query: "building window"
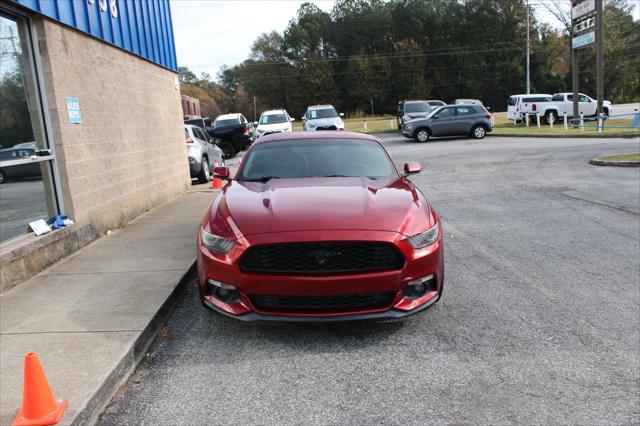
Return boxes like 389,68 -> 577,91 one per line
0,12 -> 59,243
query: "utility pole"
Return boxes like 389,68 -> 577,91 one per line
253,96 -> 257,123
526,0 -> 530,94
596,0 -> 604,117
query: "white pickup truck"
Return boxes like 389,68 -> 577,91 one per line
520,92 -> 612,124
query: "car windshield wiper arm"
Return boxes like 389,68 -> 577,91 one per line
242,176 -> 280,182
321,174 -> 350,177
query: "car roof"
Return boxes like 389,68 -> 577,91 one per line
306,104 -> 336,111
253,131 -> 378,145
215,113 -> 241,120
262,109 -> 287,115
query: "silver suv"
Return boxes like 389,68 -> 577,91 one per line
402,105 -> 493,142
302,105 -> 344,131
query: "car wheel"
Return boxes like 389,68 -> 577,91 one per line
219,141 -> 236,159
545,111 -> 558,125
197,157 -> 210,184
472,125 -> 486,139
603,108 -> 610,117
0,170 -> 5,184
414,129 -> 430,143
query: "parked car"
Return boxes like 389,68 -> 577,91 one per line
255,109 -> 294,138
507,94 -> 552,122
402,104 -> 493,142
199,131 -> 444,321
0,147 -> 43,184
206,113 -> 254,159
454,99 -> 483,106
302,105 -> 344,131
185,124 -> 225,184
396,100 -> 432,130
519,92 -> 613,124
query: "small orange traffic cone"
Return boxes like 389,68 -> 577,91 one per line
13,353 -> 67,426
211,159 -> 224,189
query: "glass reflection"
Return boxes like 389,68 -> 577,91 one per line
0,14 -> 54,242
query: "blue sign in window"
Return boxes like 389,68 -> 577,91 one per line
65,97 -> 82,124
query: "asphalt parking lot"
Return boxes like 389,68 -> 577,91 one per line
100,135 -> 640,425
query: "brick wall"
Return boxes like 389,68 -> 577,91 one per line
36,17 -> 190,230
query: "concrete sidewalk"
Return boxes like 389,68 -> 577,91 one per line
0,186 -> 217,425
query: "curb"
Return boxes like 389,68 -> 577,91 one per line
489,133 -> 640,139
589,159 -> 640,167
72,262 -> 196,425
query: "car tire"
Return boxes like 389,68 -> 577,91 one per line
197,157 -> 210,184
0,170 -> 6,184
471,125 -> 487,139
545,111 -> 558,125
218,141 -> 236,159
414,128 -> 430,143
603,107 -> 610,117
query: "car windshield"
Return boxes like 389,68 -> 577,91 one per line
308,108 -> 338,119
404,102 -> 429,113
213,118 -> 240,128
238,139 -> 398,181
260,113 -> 287,125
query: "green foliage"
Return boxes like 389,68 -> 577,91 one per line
182,0 -> 639,120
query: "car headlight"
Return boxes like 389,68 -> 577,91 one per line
201,227 -> 235,254
407,223 -> 439,249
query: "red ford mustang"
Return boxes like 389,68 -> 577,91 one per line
196,131 -> 444,321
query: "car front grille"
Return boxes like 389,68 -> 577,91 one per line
315,125 -> 337,130
238,242 -> 404,275
249,292 -> 396,312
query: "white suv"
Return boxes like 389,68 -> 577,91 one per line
255,109 -> 294,138
302,105 -> 344,131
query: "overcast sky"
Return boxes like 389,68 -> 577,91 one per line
169,0 -> 639,80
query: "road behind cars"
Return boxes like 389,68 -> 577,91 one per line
100,135 -> 639,425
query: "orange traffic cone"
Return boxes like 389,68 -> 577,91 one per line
211,160 -> 224,189
13,353 -> 67,426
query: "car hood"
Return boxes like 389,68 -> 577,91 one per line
257,122 -> 291,132
307,117 -> 341,127
212,177 -> 434,238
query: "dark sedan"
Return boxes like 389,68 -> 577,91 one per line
0,148 -> 43,184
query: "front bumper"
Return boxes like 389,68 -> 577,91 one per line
197,229 -> 444,321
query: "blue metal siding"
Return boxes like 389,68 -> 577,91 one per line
11,0 -> 178,71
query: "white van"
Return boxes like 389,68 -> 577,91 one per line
507,94 -> 552,121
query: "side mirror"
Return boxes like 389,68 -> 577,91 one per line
403,162 -> 421,175
253,121 -> 258,126
339,113 -> 345,117
485,106 -> 491,111
290,117 -> 295,122
302,117 -> 307,121
213,166 -> 231,181
432,115 -> 439,120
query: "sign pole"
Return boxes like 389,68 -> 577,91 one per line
572,48 -> 579,124
596,0 -> 604,119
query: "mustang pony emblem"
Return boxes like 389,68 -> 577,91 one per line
308,249 -> 342,265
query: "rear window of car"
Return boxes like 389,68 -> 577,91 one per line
403,102 -> 430,113
213,118 -> 240,128
455,106 -> 476,115
552,94 -> 564,101
523,96 -> 551,102
508,96 -> 519,106
238,139 -> 397,180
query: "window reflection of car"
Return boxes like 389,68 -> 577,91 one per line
0,148 -> 43,184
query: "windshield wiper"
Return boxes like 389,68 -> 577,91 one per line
242,176 -> 280,182
321,174 -> 350,177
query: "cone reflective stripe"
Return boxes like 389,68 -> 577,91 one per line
211,159 -> 224,189
13,353 -> 66,426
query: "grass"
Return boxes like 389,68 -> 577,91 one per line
492,112 -> 640,136
292,115 -> 398,133
596,152 -> 640,162
290,112 -> 640,136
